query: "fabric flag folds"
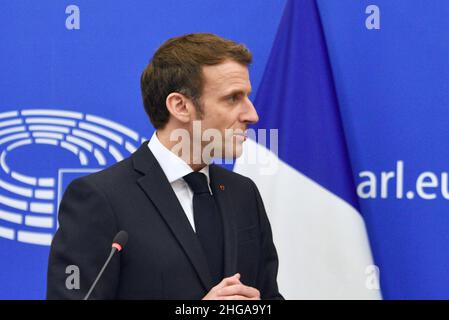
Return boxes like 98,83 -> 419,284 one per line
234,0 -> 382,299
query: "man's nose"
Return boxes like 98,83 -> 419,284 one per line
241,98 -> 259,124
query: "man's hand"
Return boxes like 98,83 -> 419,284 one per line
202,273 -> 261,300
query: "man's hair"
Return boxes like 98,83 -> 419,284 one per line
140,33 -> 252,129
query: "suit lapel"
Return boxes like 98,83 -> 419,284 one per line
132,143 -> 213,291
209,165 -> 238,277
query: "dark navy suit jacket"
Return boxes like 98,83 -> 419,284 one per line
47,142 -> 283,299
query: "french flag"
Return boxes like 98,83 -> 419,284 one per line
234,0 -> 382,299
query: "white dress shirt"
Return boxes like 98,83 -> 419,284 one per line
148,132 -> 212,233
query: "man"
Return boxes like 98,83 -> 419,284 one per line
47,33 -> 282,300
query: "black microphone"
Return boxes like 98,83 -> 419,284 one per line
83,230 -> 128,300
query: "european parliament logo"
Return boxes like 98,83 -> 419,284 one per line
0,109 -> 146,246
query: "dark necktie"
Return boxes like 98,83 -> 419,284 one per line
183,171 -> 224,285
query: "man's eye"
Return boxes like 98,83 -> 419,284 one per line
229,94 -> 240,102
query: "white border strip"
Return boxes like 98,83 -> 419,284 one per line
0,226 -> 14,240
0,209 -> 23,224
28,125 -> 70,134
0,111 -> 18,120
25,117 -> 76,127
78,122 -> 123,145
0,126 -> 26,137
25,215 -> 53,228
17,230 -> 52,246
21,109 -> 83,119
86,114 -> 139,141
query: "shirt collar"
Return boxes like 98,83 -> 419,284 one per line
147,132 -> 210,185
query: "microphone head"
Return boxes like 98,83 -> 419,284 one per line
112,230 -> 128,252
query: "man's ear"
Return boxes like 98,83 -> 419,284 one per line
165,92 -> 194,124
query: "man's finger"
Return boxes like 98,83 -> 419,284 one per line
219,295 -> 258,300
213,274 -> 241,290
217,284 -> 260,298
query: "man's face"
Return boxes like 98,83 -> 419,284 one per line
192,60 -> 259,161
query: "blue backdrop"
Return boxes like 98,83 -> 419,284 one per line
1,0 -> 448,299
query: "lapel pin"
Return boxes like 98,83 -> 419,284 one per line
219,184 -> 225,191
